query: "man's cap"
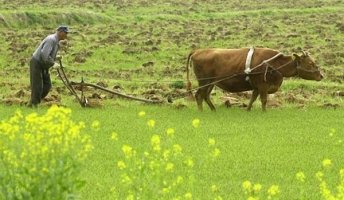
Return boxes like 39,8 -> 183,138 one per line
57,25 -> 70,33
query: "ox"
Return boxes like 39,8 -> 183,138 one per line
186,47 -> 323,111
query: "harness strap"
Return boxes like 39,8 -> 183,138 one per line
245,47 -> 255,74
264,65 -> 269,82
245,47 -> 255,81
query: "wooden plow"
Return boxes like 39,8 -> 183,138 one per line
56,60 -> 164,107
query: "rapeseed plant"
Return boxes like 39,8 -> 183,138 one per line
166,128 -> 175,137
138,111 -> 146,117
295,171 -> 307,199
312,130 -> 344,199
91,120 -> 100,130
253,184 -> 262,193
0,105 -> 93,200
192,118 -> 200,128
267,185 -> 280,199
242,180 -> 253,194
208,138 -> 216,146
315,159 -> 344,200
113,127 -> 195,199
112,113 -> 222,199
242,180 -> 280,200
322,159 -> 332,168
296,172 -> 306,183
111,131 -> 119,141
147,119 -> 156,128
328,129 -> 343,146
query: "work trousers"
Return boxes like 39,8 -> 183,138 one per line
29,58 -> 52,106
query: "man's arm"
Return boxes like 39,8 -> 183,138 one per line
40,39 -> 55,67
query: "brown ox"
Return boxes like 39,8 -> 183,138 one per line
186,48 -> 323,111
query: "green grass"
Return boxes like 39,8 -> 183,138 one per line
78,105 -> 344,200
1,104 -> 343,199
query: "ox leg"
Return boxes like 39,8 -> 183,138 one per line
247,89 -> 259,111
205,85 -> 216,111
259,90 -> 268,111
195,89 -> 204,111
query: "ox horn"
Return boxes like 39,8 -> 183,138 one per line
301,50 -> 309,56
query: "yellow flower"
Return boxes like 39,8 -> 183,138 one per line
126,194 -> 134,200
147,119 -> 155,128
296,172 -> 306,182
212,148 -> 221,157
208,138 -> 216,146
176,176 -> 183,184
122,145 -> 134,158
9,110 -> 23,123
267,185 -> 280,197
163,150 -> 170,160
173,144 -> 182,154
151,135 -> 160,144
166,128 -> 175,137
165,162 -> 174,172
211,184 -> 219,192
253,183 -> 262,193
25,113 -> 38,123
20,152 -> 27,159
151,135 -> 160,147
192,118 -> 200,128
110,186 -> 117,194
42,167 -> 49,173
316,171 -> 324,181
117,161 -> 126,170
322,159 -> 332,168
242,181 -> 252,192
214,196 -> 223,200
84,143 -> 94,153
329,128 -> 336,137
0,105 -> 93,199
29,167 -> 37,173
149,161 -> 158,170
138,111 -> 146,117
185,158 -> 194,168
91,120 -> 100,130
40,145 -> 48,153
162,187 -> 170,193
184,192 -> 192,199
111,132 -> 118,141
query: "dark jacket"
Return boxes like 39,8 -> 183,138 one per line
32,33 -> 59,68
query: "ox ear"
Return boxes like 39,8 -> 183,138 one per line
293,53 -> 301,61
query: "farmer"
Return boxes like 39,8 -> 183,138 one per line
28,25 -> 69,107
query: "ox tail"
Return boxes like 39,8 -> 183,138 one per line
186,51 -> 194,97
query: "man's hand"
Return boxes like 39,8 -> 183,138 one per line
52,62 -> 60,69
56,55 -> 62,61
